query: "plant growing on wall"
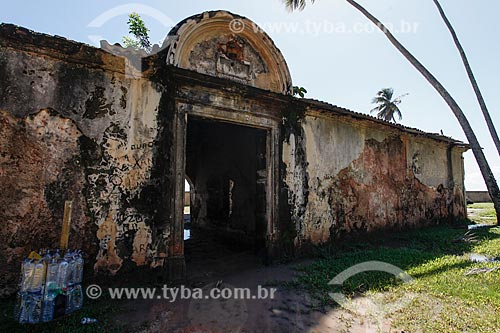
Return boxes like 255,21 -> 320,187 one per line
292,86 -> 308,98
370,88 -> 407,123
283,0 -> 500,223
122,12 -> 152,52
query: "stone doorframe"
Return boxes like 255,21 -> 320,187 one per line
167,99 -> 281,280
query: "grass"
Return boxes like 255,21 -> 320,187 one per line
289,205 -> 500,332
2,205 -> 497,332
468,202 -> 497,225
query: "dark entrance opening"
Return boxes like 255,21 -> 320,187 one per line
184,116 -> 268,273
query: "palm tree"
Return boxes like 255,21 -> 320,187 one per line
370,88 -> 407,123
283,0 -> 500,222
284,0 -> 315,10
433,0 -> 500,157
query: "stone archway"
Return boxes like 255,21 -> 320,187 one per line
163,11 -> 292,279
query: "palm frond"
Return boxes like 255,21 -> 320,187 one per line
370,88 -> 407,123
284,0 -> 314,11
377,88 -> 394,100
393,93 -> 409,105
372,96 -> 390,104
370,104 -> 383,114
394,108 -> 402,120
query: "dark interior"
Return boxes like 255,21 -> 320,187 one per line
184,116 -> 268,266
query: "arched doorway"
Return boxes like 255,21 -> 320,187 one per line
165,10 -> 290,279
182,115 -> 272,275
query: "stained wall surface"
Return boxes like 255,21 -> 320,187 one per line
0,24 -> 169,295
0,14 -> 468,296
282,110 -> 467,247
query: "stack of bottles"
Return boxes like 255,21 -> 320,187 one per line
15,249 -> 84,324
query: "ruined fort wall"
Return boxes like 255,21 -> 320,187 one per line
0,22 -> 469,295
0,25 -> 171,295
282,110 -> 467,247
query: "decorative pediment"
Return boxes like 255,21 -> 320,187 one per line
163,11 -> 292,94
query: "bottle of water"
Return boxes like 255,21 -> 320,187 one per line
81,317 -> 98,324
18,293 -> 42,324
42,291 -> 56,322
21,258 -> 46,324
60,251 -> 75,315
42,253 -> 59,322
57,254 -> 69,290
17,258 -> 35,323
17,293 -> 31,324
14,291 -> 25,323
72,284 -> 84,311
67,251 -> 77,287
74,251 -> 84,284
65,285 -> 74,314
16,249 -> 85,323
31,259 -> 46,294
69,251 -> 84,313
28,293 -> 43,323
53,249 -> 60,261
20,259 -> 34,293
45,254 -> 59,291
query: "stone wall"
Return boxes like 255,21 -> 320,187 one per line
467,191 -> 492,203
0,20 -> 469,296
282,108 -> 467,247
0,24 -> 172,295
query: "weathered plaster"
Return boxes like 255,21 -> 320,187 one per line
407,138 -> 449,188
0,109 -> 90,296
283,111 -> 467,246
0,24 -> 167,284
0,14 -> 469,295
163,11 -> 292,94
82,79 -> 162,272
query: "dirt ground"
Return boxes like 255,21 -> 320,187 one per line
113,249 -> 399,333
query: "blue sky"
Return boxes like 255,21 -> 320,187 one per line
1,0 -> 499,190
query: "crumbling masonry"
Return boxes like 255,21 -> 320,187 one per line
0,11 -> 468,295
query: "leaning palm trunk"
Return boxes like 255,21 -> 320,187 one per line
432,0 -> 500,158
345,0 -> 500,223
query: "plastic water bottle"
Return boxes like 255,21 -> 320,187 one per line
74,251 -> 84,284
67,251 -> 77,287
14,292 -> 25,322
42,291 -> 56,322
18,293 -> 42,324
66,285 -> 84,314
31,259 -> 46,294
65,285 -> 73,314
81,317 -> 98,324
52,249 -> 61,261
17,258 -> 36,323
20,259 -> 34,293
17,293 -> 31,324
57,254 -> 69,290
28,293 -> 42,323
45,256 -> 59,291
42,254 -> 59,322
72,284 -> 84,311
